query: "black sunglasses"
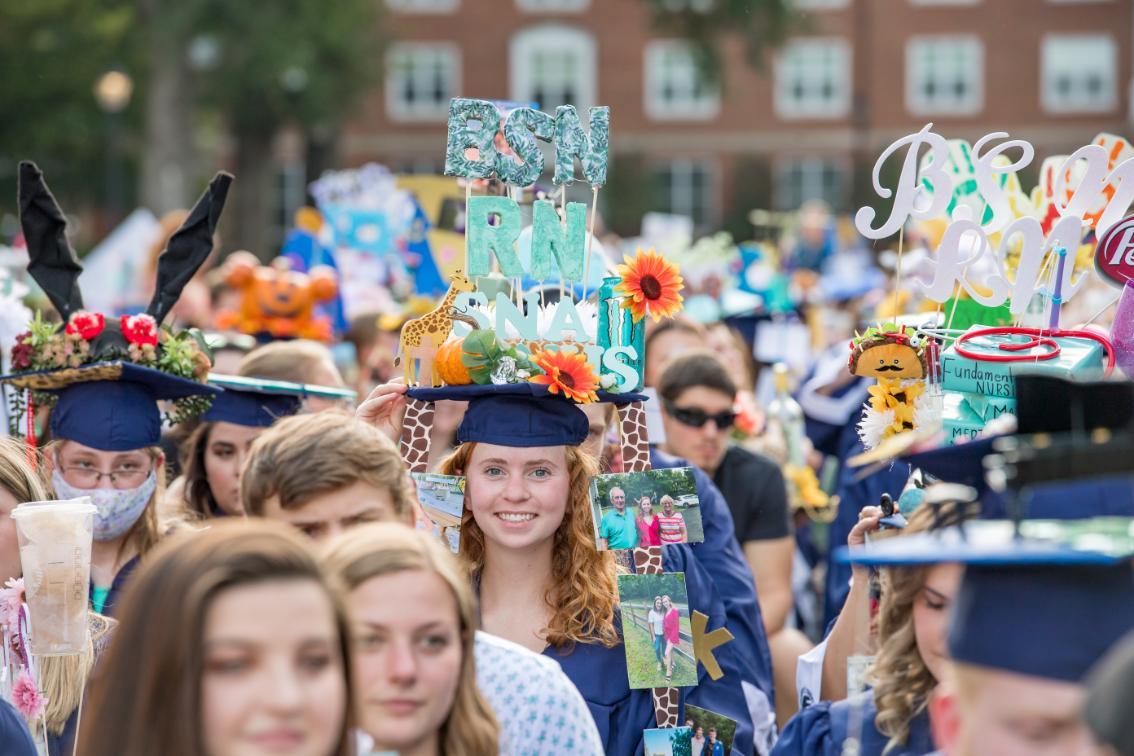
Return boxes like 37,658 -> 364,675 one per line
664,400 -> 737,430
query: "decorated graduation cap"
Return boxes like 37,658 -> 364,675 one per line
202,373 -> 356,427
840,516 -> 1134,683
397,98 -> 683,469
2,161 -> 232,451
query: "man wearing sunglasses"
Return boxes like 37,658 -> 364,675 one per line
658,351 -> 802,726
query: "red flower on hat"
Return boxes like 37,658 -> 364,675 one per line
64,311 -> 105,341
120,314 -> 159,347
10,333 -> 33,371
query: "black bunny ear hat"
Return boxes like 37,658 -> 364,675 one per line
2,162 -> 233,449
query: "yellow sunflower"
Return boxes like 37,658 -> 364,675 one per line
614,248 -> 685,323
529,348 -> 600,404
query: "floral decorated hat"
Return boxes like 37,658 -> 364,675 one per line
396,247 -> 682,467
2,162 -> 231,451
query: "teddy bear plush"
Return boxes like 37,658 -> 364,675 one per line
215,251 -> 338,341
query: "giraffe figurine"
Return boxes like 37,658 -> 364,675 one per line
395,270 -> 477,386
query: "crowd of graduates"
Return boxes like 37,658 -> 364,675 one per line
0,157 -> 1132,756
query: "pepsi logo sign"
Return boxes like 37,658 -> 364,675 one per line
1095,215 -> 1134,286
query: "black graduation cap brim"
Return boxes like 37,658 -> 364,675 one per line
0,361 -> 220,398
836,517 -> 1134,567
406,383 -> 647,405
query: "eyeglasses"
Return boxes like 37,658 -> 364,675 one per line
664,401 -> 737,430
60,466 -> 150,489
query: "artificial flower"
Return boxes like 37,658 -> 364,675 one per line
529,348 -> 599,404
614,248 -> 684,323
12,669 -> 45,720
10,333 -> 33,370
120,314 -> 159,347
0,576 -> 24,629
64,311 -> 105,340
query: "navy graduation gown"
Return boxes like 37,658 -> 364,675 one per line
89,555 -> 141,619
650,449 -> 776,702
543,543 -> 755,756
772,693 -> 935,756
1,698 -> 38,755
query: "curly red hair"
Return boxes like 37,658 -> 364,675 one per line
441,442 -> 620,649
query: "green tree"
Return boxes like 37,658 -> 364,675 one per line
670,727 -> 693,756
0,0 -> 139,232
147,0 -> 384,254
641,0 -> 801,82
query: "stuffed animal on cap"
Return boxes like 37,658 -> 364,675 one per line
849,323 -> 932,449
215,252 -> 338,341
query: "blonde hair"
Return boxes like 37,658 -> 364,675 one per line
321,523 -> 499,756
238,340 -> 337,385
871,499 -> 976,752
241,411 -> 413,518
0,437 -> 49,503
441,442 -> 620,649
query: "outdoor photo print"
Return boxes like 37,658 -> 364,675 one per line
411,472 -> 465,554
617,572 -> 698,689
684,704 -> 736,755
590,467 -> 703,551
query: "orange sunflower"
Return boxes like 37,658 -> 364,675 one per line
529,348 -> 600,404
614,247 -> 685,323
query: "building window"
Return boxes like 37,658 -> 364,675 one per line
644,41 -> 720,120
385,44 -> 460,122
658,0 -> 714,10
517,0 -> 589,10
386,0 -> 458,12
1042,35 -> 1116,113
509,25 -> 596,112
653,159 -> 716,229
791,0 -> 849,8
905,36 -> 983,115
774,38 -> 851,119
776,158 -> 845,211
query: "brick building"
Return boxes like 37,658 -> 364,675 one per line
336,0 -> 1133,237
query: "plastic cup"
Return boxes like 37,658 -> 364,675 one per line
11,498 -> 96,656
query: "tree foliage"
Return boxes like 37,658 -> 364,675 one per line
0,0 -> 140,224
617,572 -> 689,604
641,0 -> 802,84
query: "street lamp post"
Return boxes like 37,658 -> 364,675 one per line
94,70 -> 134,220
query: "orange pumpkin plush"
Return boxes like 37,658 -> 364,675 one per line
215,251 -> 338,341
435,338 -> 473,385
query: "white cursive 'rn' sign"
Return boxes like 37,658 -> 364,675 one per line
855,124 -> 1134,315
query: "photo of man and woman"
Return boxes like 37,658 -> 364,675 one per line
617,573 -> 698,689
685,704 -> 736,756
590,467 -> 703,551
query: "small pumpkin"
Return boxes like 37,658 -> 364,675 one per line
436,338 -> 473,385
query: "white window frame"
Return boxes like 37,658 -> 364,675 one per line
774,38 -> 852,119
792,0 -> 849,8
775,157 -> 848,211
509,24 -> 597,113
1041,34 -> 1117,114
385,43 -> 461,123
654,158 -> 718,230
905,35 -> 984,116
386,0 -> 458,13
516,0 -> 590,10
643,40 -> 720,121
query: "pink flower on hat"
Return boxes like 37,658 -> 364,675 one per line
12,669 -> 45,720
64,311 -> 105,341
121,314 -> 159,347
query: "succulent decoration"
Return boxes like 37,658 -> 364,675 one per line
10,310 -> 214,424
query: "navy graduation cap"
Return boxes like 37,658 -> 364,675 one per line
202,373 -> 356,427
407,383 -> 646,448
2,162 -> 232,451
840,517 -> 1134,683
